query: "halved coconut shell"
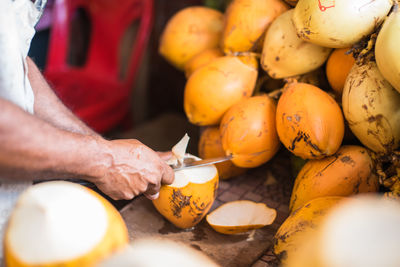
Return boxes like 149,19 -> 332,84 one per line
206,200 -> 276,234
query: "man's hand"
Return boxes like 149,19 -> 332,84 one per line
90,139 -> 174,201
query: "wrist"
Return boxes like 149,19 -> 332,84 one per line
71,135 -> 113,183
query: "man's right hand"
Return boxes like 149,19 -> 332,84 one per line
88,139 -> 174,201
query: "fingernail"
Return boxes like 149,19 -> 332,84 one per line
152,192 -> 160,200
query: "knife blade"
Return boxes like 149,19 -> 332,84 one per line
170,155 -> 233,171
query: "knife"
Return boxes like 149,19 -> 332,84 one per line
170,155 -> 233,171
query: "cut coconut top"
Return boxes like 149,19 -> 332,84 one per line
169,154 -> 218,188
207,200 -> 276,227
171,133 -> 190,165
99,238 -> 220,267
6,181 -> 108,264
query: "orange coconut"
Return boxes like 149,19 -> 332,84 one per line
184,55 -> 258,126
222,0 -> 289,54
289,145 -> 378,213
220,95 -> 280,168
159,6 -> 224,70
199,127 -> 247,180
4,181 -> 128,267
276,82 -> 344,159
326,48 -> 355,96
184,48 -> 224,78
153,155 -> 219,229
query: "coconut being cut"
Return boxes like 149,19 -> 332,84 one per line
3,181 -> 128,267
153,134 -> 219,229
206,200 -> 276,235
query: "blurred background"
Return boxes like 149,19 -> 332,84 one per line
28,0 -> 231,155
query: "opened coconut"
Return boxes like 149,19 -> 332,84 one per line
220,95 -> 280,168
317,196 -> 400,267
342,61 -> 400,154
261,9 -> 332,79
290,145 -> 378,213
199,127 -> 247,180
292,0 -> 393,48
153,155 -> 218,229
99,238 -> 219,267
222,0 -> 289,54
184,55 -> 258,126
159,6 -> 224,70
154,134 -> 218,229
206,200 -> 276,234
4,181 -> 128,267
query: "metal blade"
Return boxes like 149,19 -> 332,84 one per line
171,155 -> 233,171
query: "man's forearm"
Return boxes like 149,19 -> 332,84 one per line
27,57 -> 98,136
0,97 -> 110,182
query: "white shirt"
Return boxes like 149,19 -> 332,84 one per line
0,0 -> 45,262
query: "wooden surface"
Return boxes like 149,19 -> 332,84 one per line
121,152 -> 293,267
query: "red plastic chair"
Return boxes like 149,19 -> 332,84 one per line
45,0 -> 153,133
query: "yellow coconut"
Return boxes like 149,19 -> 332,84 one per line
206,200 -> 276,235
326,48 -> 355,96
153,154 -> 218,229
184,55 -> 258,126
375,5 -> 400,94
276,82 -> 344,159
274,196 -> 346,264
99,238 -> 220,267
220,95 -> 280,168
198,127 -> 247,180
4,181 -> 128,267
184,48 -> 224,78
342,61 -> 400,154
289,145 -> 378,213
159,6 -> 224,70
292,0 -> 393,48
261,9 -> 332,79
222,0 -> 289,54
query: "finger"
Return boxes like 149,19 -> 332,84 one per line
144,182 -> 161,197
161,163 -> 175,185
157,151 -> 173,161
144,192 -> 159,200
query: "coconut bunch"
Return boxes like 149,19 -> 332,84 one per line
159,0 -> 400,249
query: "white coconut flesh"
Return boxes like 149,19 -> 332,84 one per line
320,196 -> 400,267
171,133 -> 190,165
6,181 -> 108,264
207,200 -> 276,226
99,238 -> 220,267
169,154 -> 218,188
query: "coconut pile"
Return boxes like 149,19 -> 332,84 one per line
158,0 -> 400,265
